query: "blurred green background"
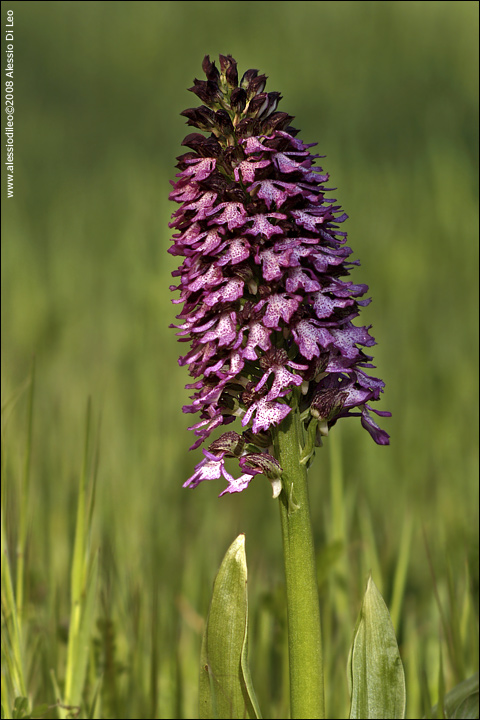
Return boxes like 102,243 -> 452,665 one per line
1,2 -> 478,718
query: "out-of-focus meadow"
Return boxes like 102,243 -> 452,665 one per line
1,2 -> 478,718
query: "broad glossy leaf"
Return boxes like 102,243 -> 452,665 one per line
431,672 -> 479,719
348,575 -> 406,719
199,534 -> 261,719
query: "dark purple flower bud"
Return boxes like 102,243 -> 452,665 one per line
235,117 -> 261,139
218,54 -> 238,88
214,110 -> 235,137
248,93 -> 270,119
180,106 -> 216,132
247,74 -> 267,98
188,78 -> 222,106
240,68 -> 258,90
202,55 -> 220,83
261,92 -> 282,119
230,87 -> 247,114
262,112 -> 295,135
218,54 -> 231,73
181,133 -> 222,157
169,55 -> 390,495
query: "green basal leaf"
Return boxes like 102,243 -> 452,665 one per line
348,575 -> 406,719
199,534 -> 262,720
430,672 -> 479,720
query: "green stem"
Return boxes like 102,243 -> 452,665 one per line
274,406 -> 325,719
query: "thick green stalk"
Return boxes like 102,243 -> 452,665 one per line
274,406 -> 325,719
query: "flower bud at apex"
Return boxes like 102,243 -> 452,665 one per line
188,78 -> 222,106
225,64 -> 238,89
202,55 -> 220,83
169,55 -> 391,496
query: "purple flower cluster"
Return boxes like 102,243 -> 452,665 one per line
169,55 -> 390,496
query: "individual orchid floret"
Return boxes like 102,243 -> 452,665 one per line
169,54 -> 390,495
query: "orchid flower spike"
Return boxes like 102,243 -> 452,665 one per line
169,54 -> 390,496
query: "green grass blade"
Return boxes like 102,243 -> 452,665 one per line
49,669 -> 65,720
15,358 -> 35,636
68,550 -> 99,708
358,501 -> 384,597
1,378 -> 31,711
199,534 -> 261,720
70,398 -> 92,610
389,514 -> 413,633
436,639 -> 446,719
1,511 -> 27,703
63,399 -> 98,712
348,575 -> 406,719
85,674 -> 103,720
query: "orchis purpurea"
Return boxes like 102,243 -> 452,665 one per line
169,54 -> 390,497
